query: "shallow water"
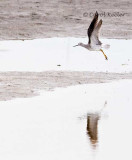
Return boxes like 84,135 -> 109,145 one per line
0,80 -> 132,160
0,38 -> 132,72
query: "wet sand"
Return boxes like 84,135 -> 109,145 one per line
0,0 -> 132,40
0,71 -> 132,101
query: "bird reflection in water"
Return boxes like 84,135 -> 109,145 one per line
87,113 -> 99,147
86,101 -> 107,148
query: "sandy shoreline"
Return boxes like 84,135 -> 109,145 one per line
0,0 -> 132,40
0,71 -> 132,101
0,38 -> 131,101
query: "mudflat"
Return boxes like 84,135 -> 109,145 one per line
0,0 -> 132,40
0,71 -> 132,101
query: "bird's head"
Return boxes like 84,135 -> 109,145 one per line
73,43 -> 83,47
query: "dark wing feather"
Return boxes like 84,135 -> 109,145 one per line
87,11 -> 98,44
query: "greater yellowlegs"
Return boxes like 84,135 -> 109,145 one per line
73,11 -> 109,60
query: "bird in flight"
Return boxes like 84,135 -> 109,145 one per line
73,11 -> 109,60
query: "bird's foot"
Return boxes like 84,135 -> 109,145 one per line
105,55 -> 108,60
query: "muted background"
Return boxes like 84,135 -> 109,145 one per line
0,0 -> 132,40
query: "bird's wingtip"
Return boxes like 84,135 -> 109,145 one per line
95,11 -> 98,15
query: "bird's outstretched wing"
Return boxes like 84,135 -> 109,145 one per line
87,11 -> 102,45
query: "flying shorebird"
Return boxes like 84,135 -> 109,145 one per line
73,11 -> 109,60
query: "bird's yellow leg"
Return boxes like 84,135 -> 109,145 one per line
100,49 -> 108,60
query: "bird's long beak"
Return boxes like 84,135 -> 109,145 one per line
73,44 -> 79,47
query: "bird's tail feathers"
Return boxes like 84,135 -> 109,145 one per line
102,44 -> 110,49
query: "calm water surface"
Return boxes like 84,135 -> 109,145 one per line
0,80 -> 132,160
